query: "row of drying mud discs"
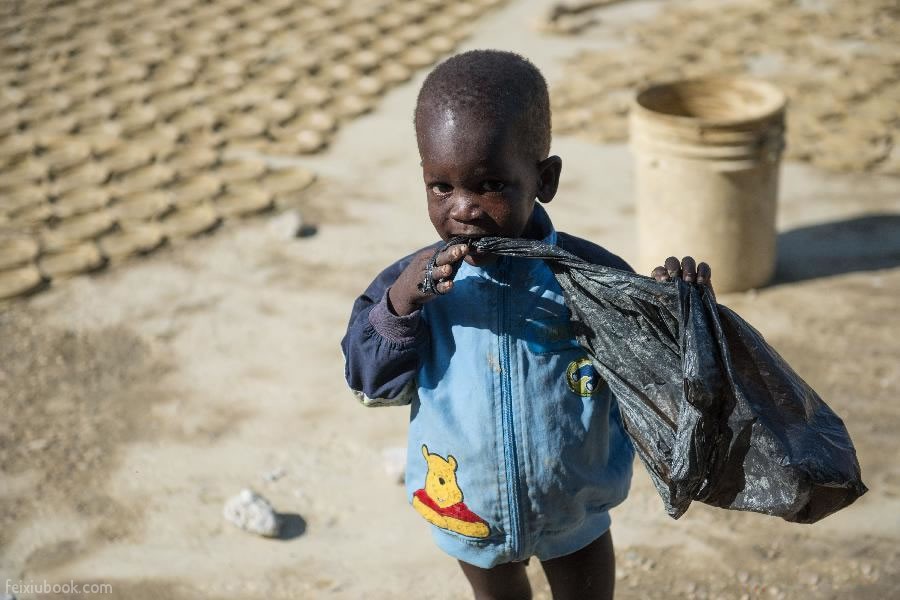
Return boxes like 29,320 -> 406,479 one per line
1,163 -> 316,299
546,0 -> 898,175
0,0 -> 509,300
1,0 -> 506,166
0,41 -> 464,159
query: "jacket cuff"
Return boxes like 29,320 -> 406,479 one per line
368,290 -> 424,344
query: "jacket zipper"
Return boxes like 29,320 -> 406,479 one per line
498,259 -> 522,558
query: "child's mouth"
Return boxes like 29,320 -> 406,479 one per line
446,233 -> 483,242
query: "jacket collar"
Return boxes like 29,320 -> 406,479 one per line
528,203 -> 558,247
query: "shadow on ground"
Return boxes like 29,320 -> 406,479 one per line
277,513 -> 307,541
773,214 -> 900,284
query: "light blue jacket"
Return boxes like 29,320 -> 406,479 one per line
342,206 -> 634,568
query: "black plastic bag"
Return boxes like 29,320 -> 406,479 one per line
472,237 -> 867,523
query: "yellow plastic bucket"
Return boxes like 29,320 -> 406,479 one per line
630,77 -> 787,292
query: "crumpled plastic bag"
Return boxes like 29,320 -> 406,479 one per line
472,236 -> 867,523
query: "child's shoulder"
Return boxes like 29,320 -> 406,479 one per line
555,232 -> 633,273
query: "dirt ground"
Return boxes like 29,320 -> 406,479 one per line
2,1 -> 899,599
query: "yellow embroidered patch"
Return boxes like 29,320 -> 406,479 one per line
412,445 -> 490,539
566,357 -> 601,396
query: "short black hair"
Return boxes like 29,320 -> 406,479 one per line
414,50 -> 551,162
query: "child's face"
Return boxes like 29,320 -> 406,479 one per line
416,108 -> 559,264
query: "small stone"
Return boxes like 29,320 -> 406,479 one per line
27,438 -> 50,451
381,446 -> 406,484
263,467 -> 286,483
737,571 -> 750,583
804,573 -> 820,586
223,489 -> 281,537
861,564 -> 873,576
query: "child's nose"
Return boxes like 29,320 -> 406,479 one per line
448,192 -> 484,223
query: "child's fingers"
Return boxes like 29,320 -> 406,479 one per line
654,256 -> 710,286
432,244 -> 468,292
664,256 -> 681,279
434,243 -> 469,267
681,256 -> 697,283
432,263 -> 455,281
651,266 -> 670,281
697,262 -> 712,285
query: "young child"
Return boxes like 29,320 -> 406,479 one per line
341,50 -> 709,600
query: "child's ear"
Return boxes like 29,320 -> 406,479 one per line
536,156 -> 562,204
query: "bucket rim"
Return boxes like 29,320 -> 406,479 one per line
633,76 -> 787,129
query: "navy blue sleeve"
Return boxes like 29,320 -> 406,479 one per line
340,253 -> 429,407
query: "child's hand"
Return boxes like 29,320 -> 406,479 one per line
651,256 -> 713,288
387,243 -> 470,316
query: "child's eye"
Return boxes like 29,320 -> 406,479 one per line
481,180 -> 505,193
431,183 -> 453,194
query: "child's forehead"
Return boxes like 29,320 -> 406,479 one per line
418,108 -> 518,150
419,131 -> 519,172
417,103 -> 515,135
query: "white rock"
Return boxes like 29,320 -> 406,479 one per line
381,446 -> 406,484
267,210 -> 303,240
223,488 -> 281,537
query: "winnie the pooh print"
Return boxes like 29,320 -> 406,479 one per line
412,445 -> 490,538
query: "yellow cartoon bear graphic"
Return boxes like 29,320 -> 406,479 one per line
412,445 -> 490,538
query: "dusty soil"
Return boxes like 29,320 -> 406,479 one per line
2,1 -> 899,599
